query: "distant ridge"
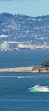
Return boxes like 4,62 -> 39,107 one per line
0,12 -> 49,44
0,12 -> 14,17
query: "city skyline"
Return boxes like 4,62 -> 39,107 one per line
0,0 -> 49,17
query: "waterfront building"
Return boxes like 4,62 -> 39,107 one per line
9,41 -> 18,49
1,41 -> 9,50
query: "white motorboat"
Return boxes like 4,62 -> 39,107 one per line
28,85 -> 49,92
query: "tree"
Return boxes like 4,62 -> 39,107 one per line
40,60 -> 49,67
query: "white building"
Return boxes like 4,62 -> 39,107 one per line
1,41 -> 9,50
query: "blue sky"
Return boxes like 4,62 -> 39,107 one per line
0,0 -> 49,17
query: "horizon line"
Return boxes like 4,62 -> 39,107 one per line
0,12 -> 49,18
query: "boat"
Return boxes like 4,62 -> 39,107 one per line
28,84 -> 49,92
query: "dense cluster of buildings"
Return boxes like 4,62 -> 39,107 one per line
0,41 -> 18,51
0,41 -> 49,51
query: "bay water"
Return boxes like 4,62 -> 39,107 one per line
0,49 -> 49,111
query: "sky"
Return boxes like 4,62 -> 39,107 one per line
0,0 -> 49,17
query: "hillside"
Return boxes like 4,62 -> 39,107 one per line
0,13 -> 49,45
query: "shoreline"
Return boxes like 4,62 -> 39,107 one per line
0,66 -> 33,73
0,66 -> 49,73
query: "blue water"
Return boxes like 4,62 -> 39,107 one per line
0,49 -> 49,111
